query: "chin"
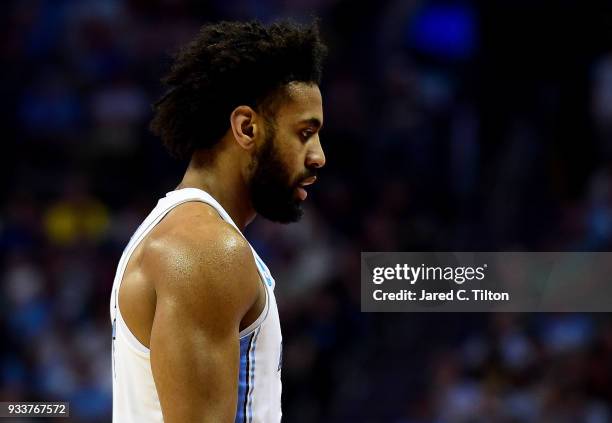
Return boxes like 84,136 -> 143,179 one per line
256,202 -> 304,224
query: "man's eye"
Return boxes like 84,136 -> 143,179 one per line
301,130 -> 313,140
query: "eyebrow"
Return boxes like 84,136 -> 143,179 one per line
298,118 -> 323,128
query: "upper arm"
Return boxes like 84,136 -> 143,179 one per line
146,223 -> 260,423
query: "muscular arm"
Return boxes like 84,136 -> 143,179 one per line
146,220 -> 261,423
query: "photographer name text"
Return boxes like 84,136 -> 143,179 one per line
371,264 -> 509,302
372,288 -> 509,302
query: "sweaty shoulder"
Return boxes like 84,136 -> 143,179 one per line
141,201 -> 260,326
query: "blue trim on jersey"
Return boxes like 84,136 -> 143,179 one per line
254,255 -> 273,287
236,333 -> 254,423
246,329 -> 260,422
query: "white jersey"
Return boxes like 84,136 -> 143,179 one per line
110,188 -> 282,423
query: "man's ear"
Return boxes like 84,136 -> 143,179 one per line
230,105 -> 259,150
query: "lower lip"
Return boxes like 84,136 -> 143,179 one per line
297,187 -> 307,200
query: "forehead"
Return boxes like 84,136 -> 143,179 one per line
275,82 -> 323,126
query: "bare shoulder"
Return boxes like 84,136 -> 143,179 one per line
141,201 -> 259,320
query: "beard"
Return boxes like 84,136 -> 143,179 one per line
248,124 -> 314,223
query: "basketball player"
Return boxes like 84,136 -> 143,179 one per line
109,20 -> 327,422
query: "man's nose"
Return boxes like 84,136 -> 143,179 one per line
306,136 -> 326,169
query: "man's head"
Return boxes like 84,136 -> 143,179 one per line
151,20 -> 327,223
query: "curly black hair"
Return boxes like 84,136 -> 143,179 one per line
150,19 -> 327,160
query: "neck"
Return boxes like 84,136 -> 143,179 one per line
176,151 -> 256,231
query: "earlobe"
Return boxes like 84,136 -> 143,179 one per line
230,106 -> 257,150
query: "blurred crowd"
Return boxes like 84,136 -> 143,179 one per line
2,0 -> 612,422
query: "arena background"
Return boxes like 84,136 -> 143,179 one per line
2,0 -> 612,422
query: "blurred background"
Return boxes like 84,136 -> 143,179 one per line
2,0 -> 612,422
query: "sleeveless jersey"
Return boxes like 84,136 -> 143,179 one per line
110,188 -> 282,423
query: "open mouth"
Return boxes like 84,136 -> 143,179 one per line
296,176 -> 317,201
